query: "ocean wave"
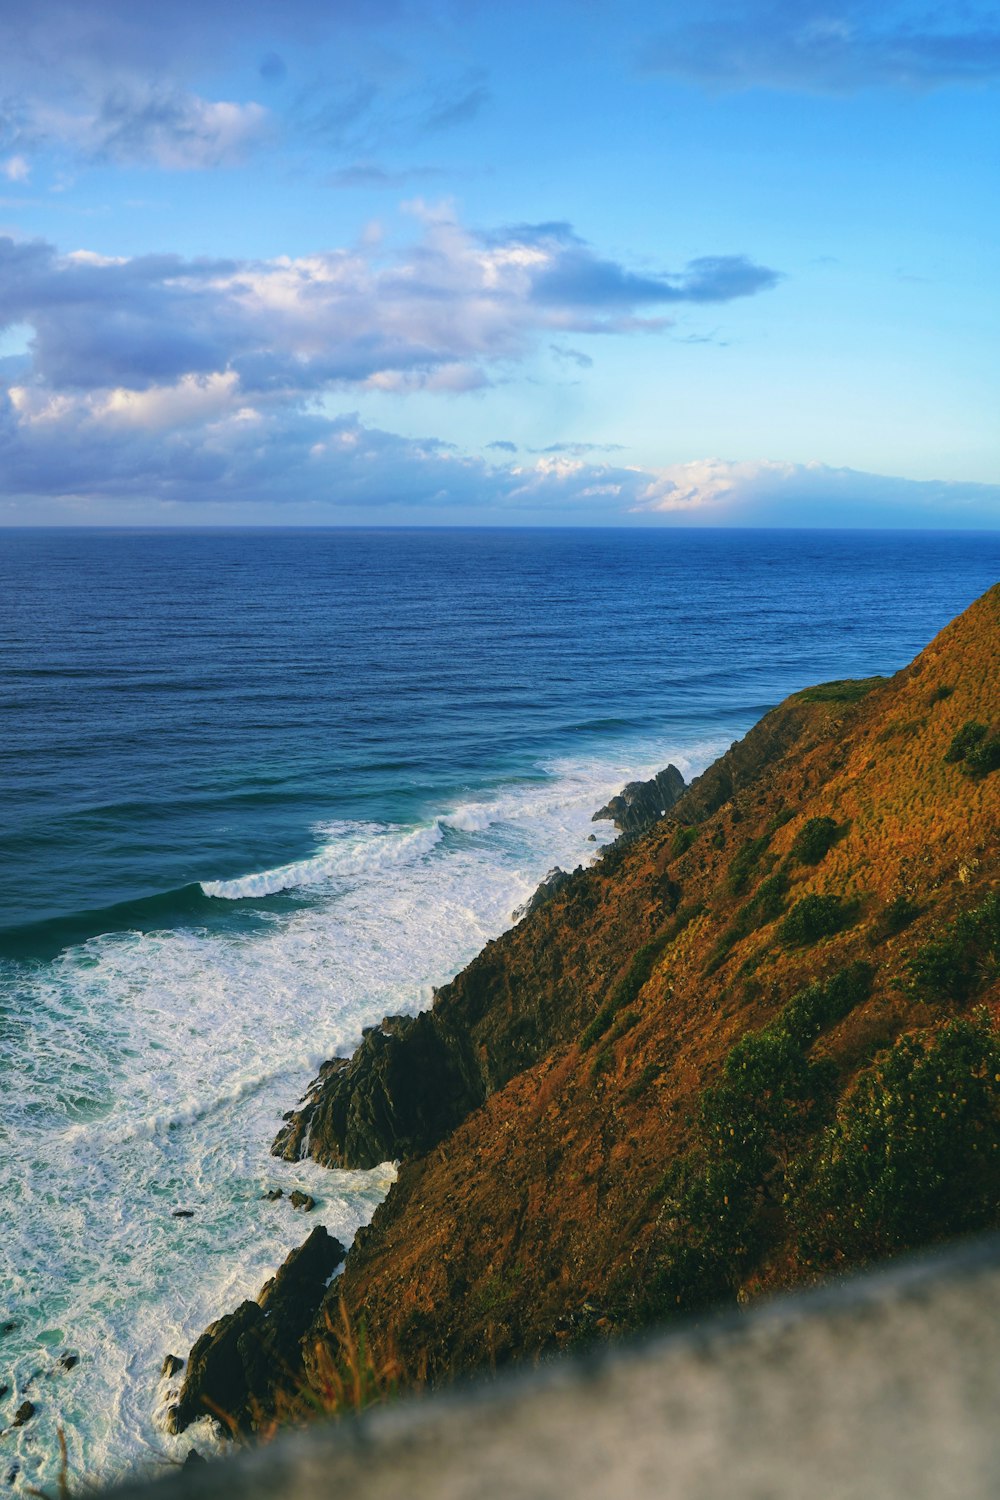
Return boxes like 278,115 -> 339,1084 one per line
201,820 -> 446,900
0,883 -> 214,962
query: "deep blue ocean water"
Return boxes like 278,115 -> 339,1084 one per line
1,526 -> 999,1491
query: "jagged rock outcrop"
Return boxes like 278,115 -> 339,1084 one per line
273,1014 -> 479,1170
512,866 -> 573,922
167,1226 -> 345,1436
592,764 -> 686,837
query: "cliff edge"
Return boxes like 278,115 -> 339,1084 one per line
170,582 -> 1000,1433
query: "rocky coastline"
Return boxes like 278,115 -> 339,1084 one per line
167,585 -> 1000,1442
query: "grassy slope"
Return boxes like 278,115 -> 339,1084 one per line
313,584 -> 1000,1388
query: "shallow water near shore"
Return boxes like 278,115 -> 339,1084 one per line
2,526 -> 999,1493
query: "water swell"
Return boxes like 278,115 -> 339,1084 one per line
0,883 -> 220,962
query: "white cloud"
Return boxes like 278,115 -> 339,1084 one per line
1,156 -> 31,183
631,458 -> 1000,525
0,213 -> 779,399
32,90 -> 272,170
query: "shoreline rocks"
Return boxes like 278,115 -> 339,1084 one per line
592,764 -> 687,838
167,1225 -> 345,1437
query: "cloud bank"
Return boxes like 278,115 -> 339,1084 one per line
631,458 -> 1000,527
0,210 -> 777,398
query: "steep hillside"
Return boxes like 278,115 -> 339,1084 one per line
170,583 -> 1000,1433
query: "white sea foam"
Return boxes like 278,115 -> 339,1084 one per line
0,732 -> 728,1494
200,820 -> 447,899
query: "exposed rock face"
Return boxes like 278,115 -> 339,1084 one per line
167,1226 -> 345,1436
273,1013 -> 479,1170
592,764 -> 687,837
512,867 -> 572,922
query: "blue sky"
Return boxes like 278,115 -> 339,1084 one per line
0,0 -> 997,526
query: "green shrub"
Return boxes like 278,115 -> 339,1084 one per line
590,1045 -> 613,1081
797,677 -> 884,704
965,733 -> 1000,777
740,870 -> 789,930
944,720 -> 988,763
727,836 -> 771,895
581,929 -> 676,1048
706,868 -> 790,972
929,684 -> 955,704
794,1015 -> 1000,1263
670,825 -> 699,860
907,892 -> 1000,1003
643,964 -> 872,1315
883,894 -> 920,935
791,816 -> 839,865
779,893 -> 851,947
766,806 -> 795,836
626,1061 -> 662,1100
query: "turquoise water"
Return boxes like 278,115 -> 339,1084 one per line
1,527 -> 998,1491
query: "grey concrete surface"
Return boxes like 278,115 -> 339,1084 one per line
109,1235 -> 1000,1500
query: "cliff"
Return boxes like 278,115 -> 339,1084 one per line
169,583 -> 1000,1432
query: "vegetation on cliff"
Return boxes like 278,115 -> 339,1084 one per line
170,582 -> 1000,1436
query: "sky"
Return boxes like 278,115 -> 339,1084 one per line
0,0 -> 997,527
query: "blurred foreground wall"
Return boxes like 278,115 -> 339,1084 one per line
109,1235 -> 1000,1500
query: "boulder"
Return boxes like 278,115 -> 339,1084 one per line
592,765 -> 687,839
289,1192 -> 315,1212
161,1354 -> 184,1379
12,1401 -> 34,1428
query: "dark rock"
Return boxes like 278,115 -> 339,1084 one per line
58,1352 -> 79,1371
587,833 -> 597,841
6,1467 -> 18,1486
0,1321 -> 16,1336
262,1188 -> 283,1201
592,765 -> 687,839
0,1384 -> 8,1399
183,1449 -> 206,1468
12,1401 -> 34,1428
172,1210 -> 195,1219
162,1354 -> 184,1379
272,1011 -> 479,1171
166,1301 -> 265,1435
512,868 -> 572,923
289,1191 -> 315,1212
168,1226 -> 345,1437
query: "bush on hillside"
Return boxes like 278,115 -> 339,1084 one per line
794,1014 -> 1000,1263
791,816 -> 840,865
779,893 -> 851,947
908,891 -> 1000,1003
944,720 -> 1000,776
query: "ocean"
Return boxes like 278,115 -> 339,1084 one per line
1,526 -> 999,1492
